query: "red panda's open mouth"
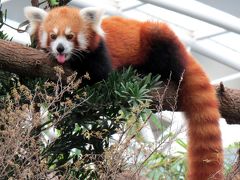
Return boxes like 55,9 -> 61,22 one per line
56,54 -> 67,64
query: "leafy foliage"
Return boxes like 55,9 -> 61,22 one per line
0,71 -> 19,98
0,4 -> 17,99
40,68 -> 161,178
224,142 -> 240,176
0,5 -> 11,40
145,139 -> 187,180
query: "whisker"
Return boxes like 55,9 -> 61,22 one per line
73,48 -> 89,54
72,49 -> 86,60
40,47 -> 54,59
71,51 -> 82,58
72,53 -> 84,61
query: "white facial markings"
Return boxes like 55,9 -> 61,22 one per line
77,33 -> 88,50
65,27 -> 72,35
40,30 -> 48,48
50,36 -> 74,61
53,27 -> 58,34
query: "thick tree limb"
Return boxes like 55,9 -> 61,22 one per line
0,39 -> 72,81
0,39 -> 239,124
216,83 -> 240,124
150,82 -> 240,125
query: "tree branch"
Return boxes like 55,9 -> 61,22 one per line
0,39 -> 239,124
0,39 -> 72,81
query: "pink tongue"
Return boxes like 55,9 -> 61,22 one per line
56,54 -> 66,64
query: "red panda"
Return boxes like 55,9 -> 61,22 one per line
24,6 -> 112,84
24,6 -> 224,180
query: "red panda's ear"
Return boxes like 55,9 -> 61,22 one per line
24,6 -> 47,22
80,7 -> 105,37
24,6 -> 48,35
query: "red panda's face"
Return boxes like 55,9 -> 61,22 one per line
24,6 -> 104,64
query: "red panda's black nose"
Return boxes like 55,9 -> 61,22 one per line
57,44 -> 65,53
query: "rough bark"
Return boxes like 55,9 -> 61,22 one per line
216,83 -> 240,124
0,39 -> 72,82
0,39 -> 239,125
150,81 -> 240,125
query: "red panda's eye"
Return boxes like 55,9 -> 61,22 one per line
50,34 -> 57,40
66,34 -> 74,40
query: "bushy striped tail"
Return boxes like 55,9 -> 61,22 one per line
139,22 -> 224,179
180,56 -> 224,179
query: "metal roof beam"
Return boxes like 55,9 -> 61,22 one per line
181,35 -> 240,71
122,2 -> 145,12
140,0 -> 240,35
69,0 -> 122,16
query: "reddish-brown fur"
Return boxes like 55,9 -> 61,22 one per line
43,8 -> 83,48
39,7 -> 100,50
31,7 -> 223,179
102,17 -> 223,179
